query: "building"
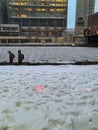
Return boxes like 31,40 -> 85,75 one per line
75,0 -> 95,35
75,16 -> 84,36
83,12 -> 98,46
4,0 -> 68,44
0,0 -> 8,24
62,28 -> 74,44
0,24 -> 22,43
0,1 -> 1,24
88,12 -> 98,32
0,0 -> 3,24
84,11 -> 98,46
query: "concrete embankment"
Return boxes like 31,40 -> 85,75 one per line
0,46 -> 98,65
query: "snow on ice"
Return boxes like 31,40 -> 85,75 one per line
0,65 -> 98,130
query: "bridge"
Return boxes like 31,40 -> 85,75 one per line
84,29 -> 98,46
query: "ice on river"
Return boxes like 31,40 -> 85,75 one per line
0,65 -> 98,130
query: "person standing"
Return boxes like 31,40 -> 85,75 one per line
8,51 -> 15,64
18,50 -> 24,64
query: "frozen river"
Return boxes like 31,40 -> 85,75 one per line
0,65 -> 98,130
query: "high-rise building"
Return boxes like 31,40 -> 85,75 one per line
75,0 -> 95,33
88,12 -> 98,31
0,1 -> 2,24
0,0 -> 3,24
0,0 -> 8,24
6,0 -> 68,43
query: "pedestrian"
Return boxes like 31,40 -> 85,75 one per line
18,50 -> 24,64
8,51 -> 15,64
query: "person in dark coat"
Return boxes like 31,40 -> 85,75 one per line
18,50 -> 24,64
8,51 -> 15,64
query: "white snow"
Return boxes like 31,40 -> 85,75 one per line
0,65 -> 98,130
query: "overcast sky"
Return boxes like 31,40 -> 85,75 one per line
67,0 -> 98,29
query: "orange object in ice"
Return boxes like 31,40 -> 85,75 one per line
36,84 -> 45,91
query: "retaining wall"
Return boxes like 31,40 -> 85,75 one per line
0,46 -> 98,63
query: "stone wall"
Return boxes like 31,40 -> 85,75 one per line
0,46 -> 98,63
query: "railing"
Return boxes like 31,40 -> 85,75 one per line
84,28 -> 98,36
9,2 -> 66,7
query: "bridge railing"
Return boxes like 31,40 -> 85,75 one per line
84,28 -> 98,36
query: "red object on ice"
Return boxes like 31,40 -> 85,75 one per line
36,85 -> 45,91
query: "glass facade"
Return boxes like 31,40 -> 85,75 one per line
0,1 -> 2,24
7,0 -> 68,43
0,0 -> 8,24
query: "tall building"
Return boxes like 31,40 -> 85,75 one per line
0,0 -> 3,24
0,1 -> 2,24
88,12 -> 98,32
6,0 -> 68,43
0,0 -> 8,24
75,0 -> 95,35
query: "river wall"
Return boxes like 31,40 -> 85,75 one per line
0,46 -> 98,63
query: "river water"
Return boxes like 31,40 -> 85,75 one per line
0,65 -> 98,130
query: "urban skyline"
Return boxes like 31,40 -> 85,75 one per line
1,0 -> 98,29
68,0 -> 98,29
0,0 -> 68,44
